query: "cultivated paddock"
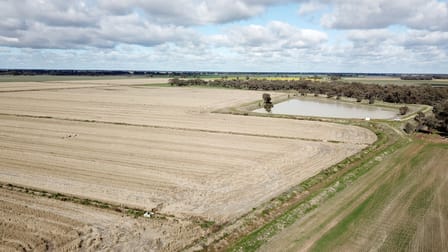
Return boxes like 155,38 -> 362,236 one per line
0,79 -> 376,250
0,78 -> 167,92
0,85 -> 375,144
0,187 -> 203,251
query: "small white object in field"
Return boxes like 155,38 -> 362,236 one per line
365,117 -> 371,121
143,211 -> 154,218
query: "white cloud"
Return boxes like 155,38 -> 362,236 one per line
0,1 -> 97,28
298,1 -> 326,15
98,14 -> 198,47
220,21 -> 327,50
98,0 -> 295,25
347,29 -> 394,45
402,30 -> 448,47
0,0 -> 447,73
320,0 -> 448,31
0,0 -> 300,49
0,1 -> 199,49
198,21 -> 328,71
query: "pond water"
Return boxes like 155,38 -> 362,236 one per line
253,98 -> 398,119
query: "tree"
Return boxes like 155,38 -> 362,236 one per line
169,78 -> 180,86
262,93 -> 271,103
415,111 -> 425,123
404,122 -> 416,134
433,99 -> 448,132
399,106 -> 409,115
262,93 -> 273,113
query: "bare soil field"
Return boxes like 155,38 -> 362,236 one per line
0,188 -> 203,251
0,75 -> 153,83
47,78 -> 169,85
0,114 -> 365,221
0,85 -> 375,144
0,78 -> 167,92
259,136 -> 448,252
0,80 -> 376,250
0,81 -> 108,92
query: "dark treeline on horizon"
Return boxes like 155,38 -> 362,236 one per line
1,69 -> 448,79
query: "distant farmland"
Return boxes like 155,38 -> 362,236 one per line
342,76 -> 448,86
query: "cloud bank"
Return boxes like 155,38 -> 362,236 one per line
0,0 -> 447,73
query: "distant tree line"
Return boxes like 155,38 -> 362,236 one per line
433,75 -> 448,79
400,75 -> 433,80
170,78 -> 448,134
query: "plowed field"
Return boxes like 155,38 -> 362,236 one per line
0,79 -> 376,250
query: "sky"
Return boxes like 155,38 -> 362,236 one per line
0,0 -> 448,73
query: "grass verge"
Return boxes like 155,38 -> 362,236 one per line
226,123 -> 408,252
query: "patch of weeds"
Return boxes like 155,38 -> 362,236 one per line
80,199 -> 91,205
277,195 -> 288,203
261,209 -> 270,216
126,209 -> 144,218
380,224 -> 417,251
200,220 -> 216,229
98,203 -> 110,209
312,193 -> 375,251
407,186 -> 434,217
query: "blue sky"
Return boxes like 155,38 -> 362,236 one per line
0,0 -> 447,73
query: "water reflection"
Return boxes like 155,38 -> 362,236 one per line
254,98 -> 397,119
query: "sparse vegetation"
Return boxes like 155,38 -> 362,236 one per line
200,220 -> 216,229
